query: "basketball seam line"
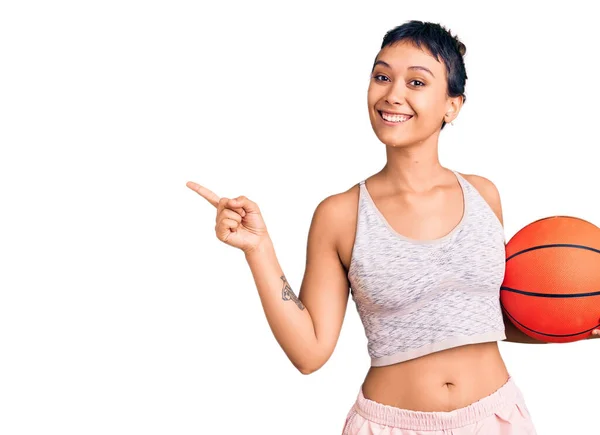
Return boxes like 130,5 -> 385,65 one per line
506,243 -> 600,262
501,286 -> 600,298
501,302 -> 600,337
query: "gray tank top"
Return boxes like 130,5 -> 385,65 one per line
347,171 -> 507,367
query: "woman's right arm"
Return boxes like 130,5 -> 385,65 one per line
244,195 -> 351,374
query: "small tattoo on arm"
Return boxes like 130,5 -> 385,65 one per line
281,275 -> 305,310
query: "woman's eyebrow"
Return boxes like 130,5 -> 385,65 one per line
371,60 -> 435,78
408,66 -> 435,78
372,60 -> 391,72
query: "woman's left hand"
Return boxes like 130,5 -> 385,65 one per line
590,329 -> 600,339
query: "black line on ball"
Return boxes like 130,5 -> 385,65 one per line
506,243 -> 600,262
501,286 -> 600,298
501,303 -> 600,337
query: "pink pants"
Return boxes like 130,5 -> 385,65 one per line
342,376 -> 537,434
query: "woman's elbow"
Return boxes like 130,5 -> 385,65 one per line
294,355 -> 328,375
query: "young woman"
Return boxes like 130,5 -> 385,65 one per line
188,21 -> 599,434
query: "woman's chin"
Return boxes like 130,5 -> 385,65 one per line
374,126 -> 439,149
375,132 -> 411,148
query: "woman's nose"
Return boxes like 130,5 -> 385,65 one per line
385,82 -> 406,105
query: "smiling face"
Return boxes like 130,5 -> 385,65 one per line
368,40 -> 463,148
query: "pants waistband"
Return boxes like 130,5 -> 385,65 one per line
353,375 -> 523,430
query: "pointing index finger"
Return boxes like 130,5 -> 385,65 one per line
186,181 -> 220,208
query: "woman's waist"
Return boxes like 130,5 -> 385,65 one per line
361,342 -> 509,412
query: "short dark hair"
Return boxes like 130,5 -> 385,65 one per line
376,20 -> 467,130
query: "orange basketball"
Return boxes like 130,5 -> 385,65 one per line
501,216 -> 600,343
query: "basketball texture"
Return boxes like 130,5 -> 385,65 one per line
501,216 -> 600,343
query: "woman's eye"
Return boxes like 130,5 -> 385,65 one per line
374,74 -> 390,82
410,79 -> 425,87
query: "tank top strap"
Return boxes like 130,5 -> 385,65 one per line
358,180 -> 372,212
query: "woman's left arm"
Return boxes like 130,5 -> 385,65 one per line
463,173 -> 600,344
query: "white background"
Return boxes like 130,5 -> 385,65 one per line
1,1 -> 599,434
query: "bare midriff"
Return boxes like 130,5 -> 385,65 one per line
361,341 -> 509,412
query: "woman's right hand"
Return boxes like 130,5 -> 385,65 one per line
186,181 -> 270,254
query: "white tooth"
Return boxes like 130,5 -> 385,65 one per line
383,113 -> 409,122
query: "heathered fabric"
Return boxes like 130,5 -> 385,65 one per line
347,171 -> 507,366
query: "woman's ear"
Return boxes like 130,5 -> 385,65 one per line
445,95 -> 464,124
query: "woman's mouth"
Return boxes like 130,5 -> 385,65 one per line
378,111 -> 413,124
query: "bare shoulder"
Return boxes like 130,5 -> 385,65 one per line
312,183 -> 361,270
460,173 -> 504,225
315,183 -> 360,221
